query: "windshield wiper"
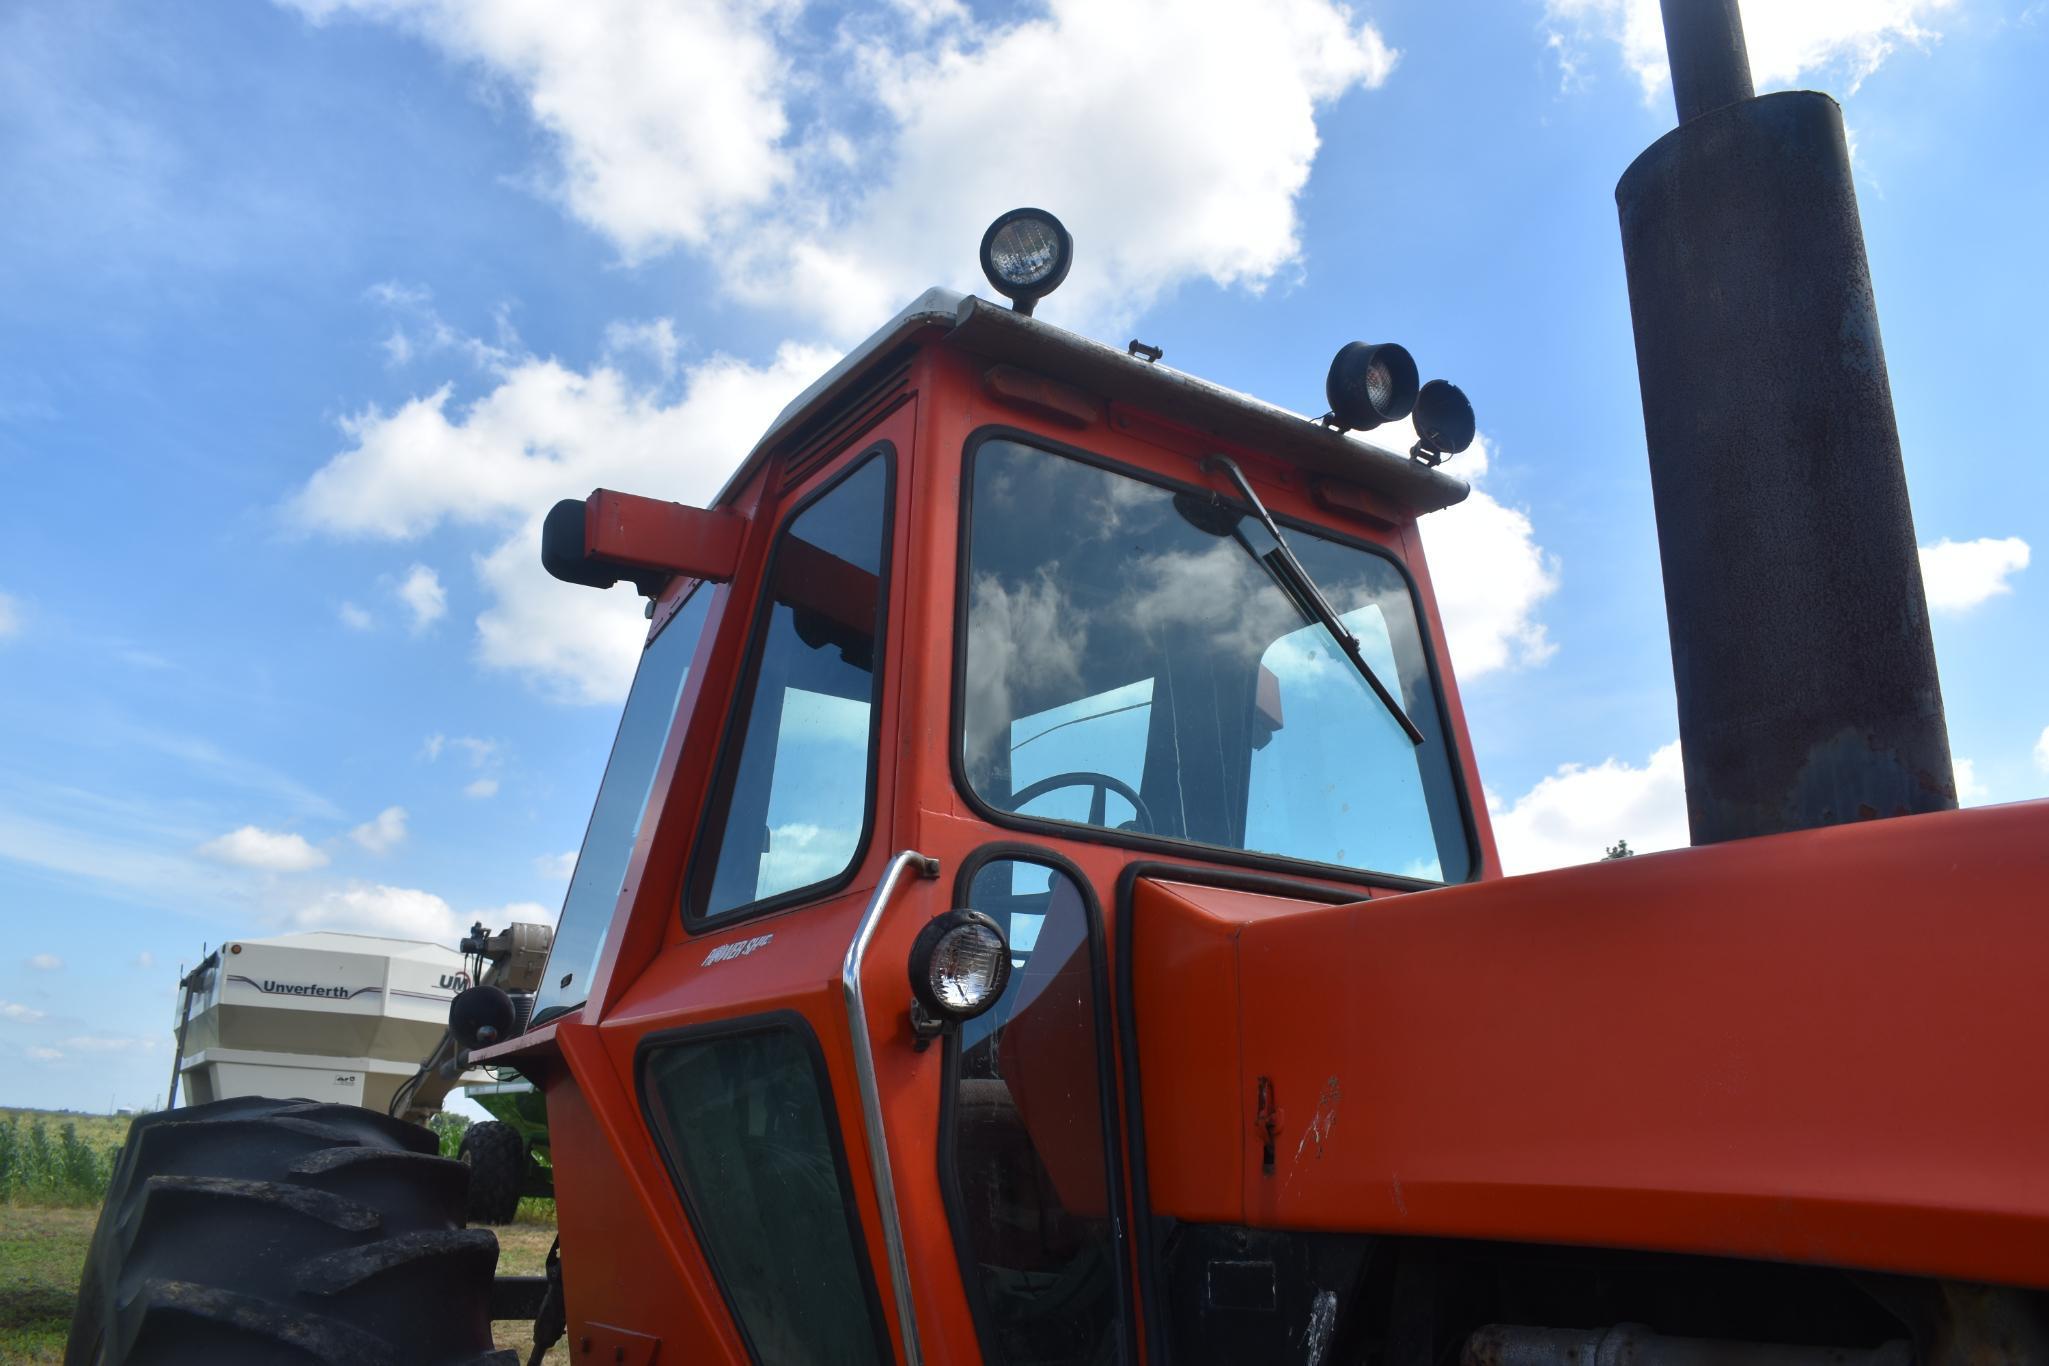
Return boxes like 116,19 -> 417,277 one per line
1199,454 -> 1425,746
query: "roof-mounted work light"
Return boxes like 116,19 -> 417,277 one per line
980,208 -> 1072,316
1410,379 -> 1475,467
1323,341 -> 1419,432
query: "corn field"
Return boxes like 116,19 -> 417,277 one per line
427,1110 -> 469,1158
0,1114 -> 124,1207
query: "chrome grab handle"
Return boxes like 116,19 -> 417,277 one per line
841,849 -> 940,1366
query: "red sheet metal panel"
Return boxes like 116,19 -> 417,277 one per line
1135,801 -> 2049,1288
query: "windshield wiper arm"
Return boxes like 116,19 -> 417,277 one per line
1200,455 -> 1425,746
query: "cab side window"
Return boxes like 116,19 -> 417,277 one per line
691,452 -> 892,925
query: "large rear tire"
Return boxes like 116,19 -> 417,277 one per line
457,1121 -> 525,1226
66,1096 -> 512,1365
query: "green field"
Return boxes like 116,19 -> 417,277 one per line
0,1109 -> 131,1209
0,1108 -> 565,1363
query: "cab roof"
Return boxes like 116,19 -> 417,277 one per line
714,287 -> 1472,516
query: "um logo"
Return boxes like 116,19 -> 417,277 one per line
438,973 -> 470,991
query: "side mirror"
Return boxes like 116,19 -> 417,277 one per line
449,985 -> 517,1052
542,489 -> 747,597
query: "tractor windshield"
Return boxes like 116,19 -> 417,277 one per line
960,438 -> 1472,883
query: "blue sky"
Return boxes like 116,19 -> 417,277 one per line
2,0 -> 2043,1111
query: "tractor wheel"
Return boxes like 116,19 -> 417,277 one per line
457,1121 -> 525,1226
66,1095 -> 511,1366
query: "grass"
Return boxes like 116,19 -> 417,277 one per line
0,1108 -> 567,1363
494,1199 -> 569,1365
0,1203 -> 95,1363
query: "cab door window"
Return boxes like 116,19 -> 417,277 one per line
691,451 -> 892,925
943,853 -> 1126,1366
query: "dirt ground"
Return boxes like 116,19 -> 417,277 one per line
0,1201 -> 567,1364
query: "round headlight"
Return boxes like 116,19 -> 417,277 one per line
1411,378 -> 1475,465
908,909 -> 1012,1022
1324,341 -> 1419,432
980,208 -> 1073,316
449,984 -> 516,1052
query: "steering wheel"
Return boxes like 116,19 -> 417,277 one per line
1005,771 -> 1156,834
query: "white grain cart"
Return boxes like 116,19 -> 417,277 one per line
166,931 -> 474,1114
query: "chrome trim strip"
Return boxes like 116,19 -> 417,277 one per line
842,849 -> 939,1366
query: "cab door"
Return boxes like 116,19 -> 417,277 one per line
587,421 -> 919,1364
929,844 -> 1134,1366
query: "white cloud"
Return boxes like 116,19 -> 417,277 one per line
199,825 -> 331,872
423,733 -> 499,766
1489,740 -> 1688,874
604,318 -> 682,378
887,0 -> 967,31
759,821 -> 858,894
1544,0 -> 1956,103
27,1045 -> 63,1062
27,953 -> 62,971
1953,757 -> 1988,805
1415,430 -> 1560,678
350,805 -> 409,854
58,1034 -> 161,1053
536,850 -> 578,880
296,340 -> 830,703
2035,726 -> 2049,774
396,563 -> 447,631
294,882 -> 463,942
464,777 -> 500,799
0,590 -> 19,639
279,0 -> 1397,338
282,0 -> 796,260
367,281 -> 514,371
732,0 -> 1400,337
1918,536 -> 2030,614
2,1001 -> 47,1022
474,899 -> 556,928
339,600 -> 375,630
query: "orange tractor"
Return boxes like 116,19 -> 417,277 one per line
69,6 -> 2049,1364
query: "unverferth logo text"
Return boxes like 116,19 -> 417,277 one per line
227,974 -> 367,1000
257,980 -> 350,998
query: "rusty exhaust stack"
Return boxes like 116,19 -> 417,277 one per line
1615,0 -> 1956,844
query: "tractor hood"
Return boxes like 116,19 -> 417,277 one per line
1126,798 -> 2049,1288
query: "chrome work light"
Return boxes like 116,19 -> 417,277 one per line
980,208 -> 1073,316
908,909 -> 1011,1026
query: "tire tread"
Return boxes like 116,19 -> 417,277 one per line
68,1097 -> 501,1366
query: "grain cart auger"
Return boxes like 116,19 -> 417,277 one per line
388,920 -> 557,1225
72,14 -> 2049,1366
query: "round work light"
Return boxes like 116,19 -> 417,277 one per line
449,984 -> 516,1052
908,909 -> 1012,1023
1411,378 -> 1476,465
1324,341 -> 1420,432
980,208 -> 1073,316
